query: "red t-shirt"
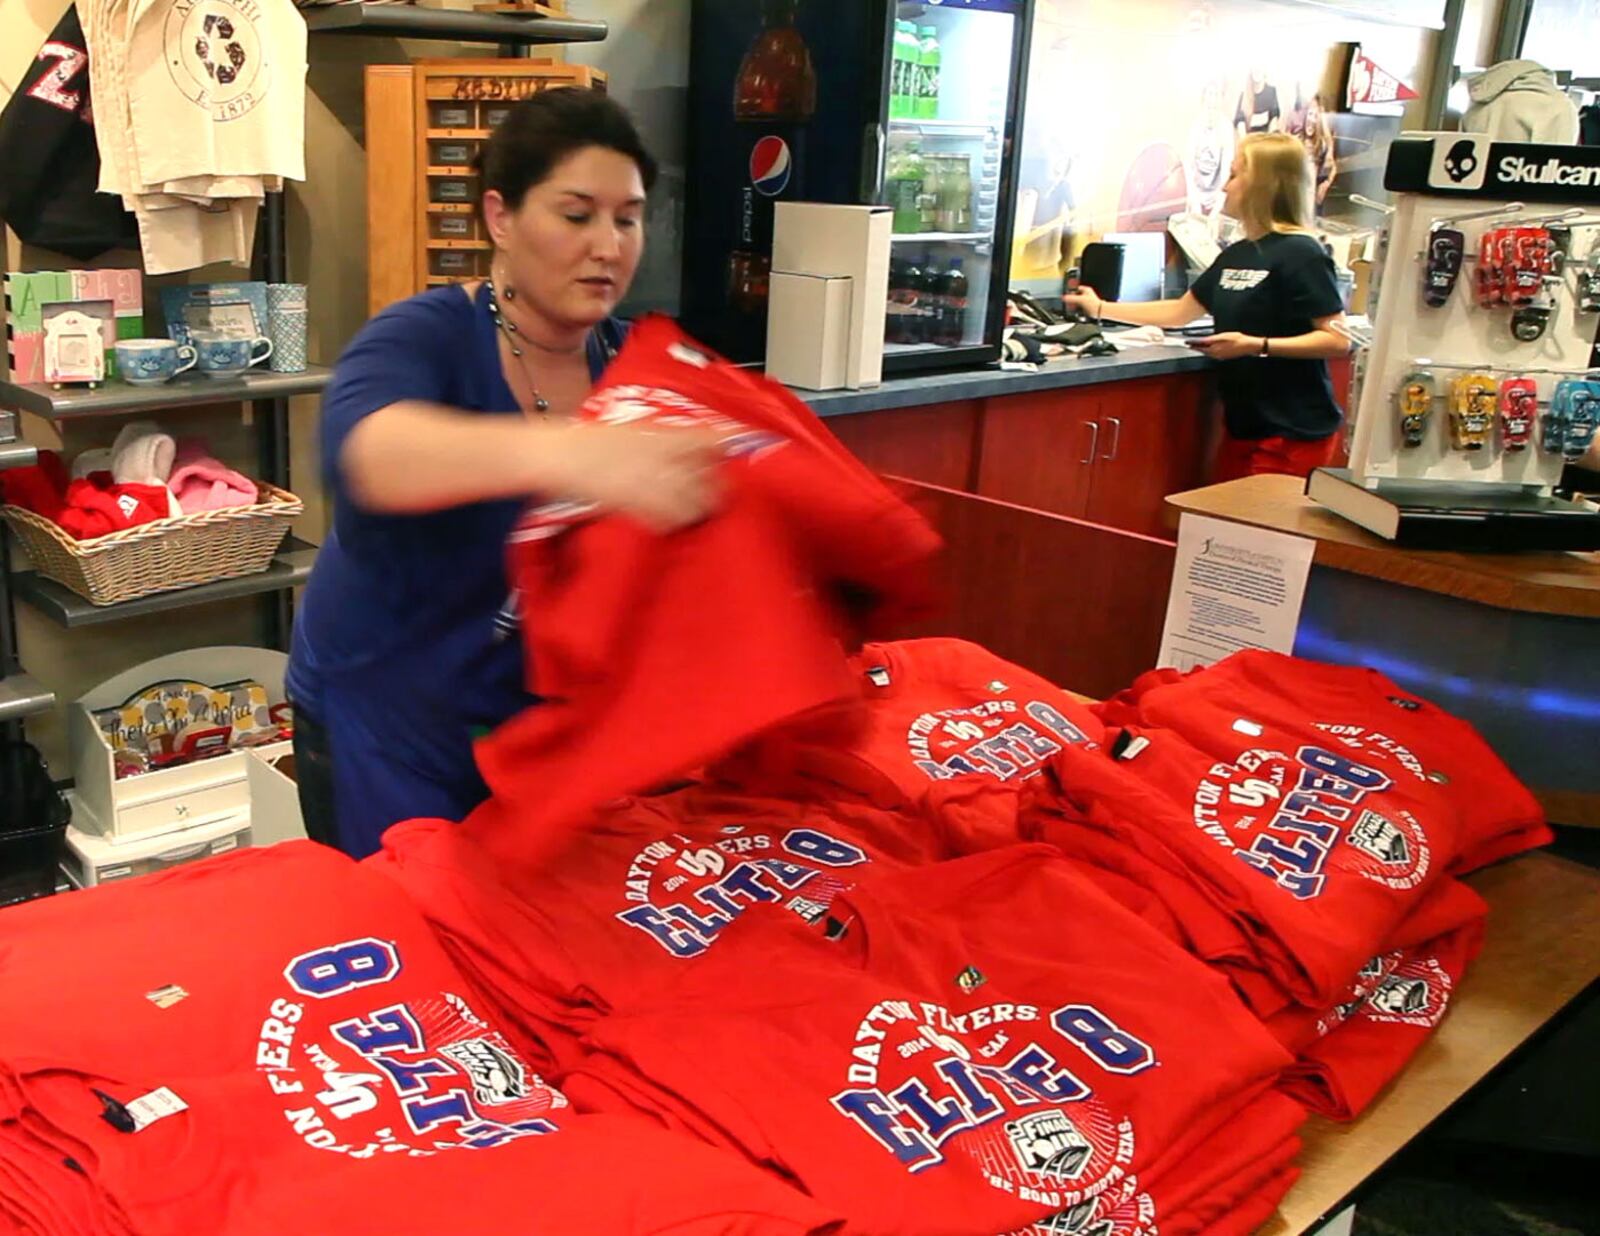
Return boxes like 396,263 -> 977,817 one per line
476,318 -> 940,861
714,638 -> 1106,808
572,846 -> 1297,1235
1049,730 -> 1465,1010
1093,652 -> 1549,872
0,842 -> 839,1236
372,783 -> 947,1073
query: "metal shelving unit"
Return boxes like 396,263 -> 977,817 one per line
0,368 -> 330,422
11,539 -> 318,629
0,674 -> 55,724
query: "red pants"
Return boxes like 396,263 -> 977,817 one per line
1212,433 -> 1338,484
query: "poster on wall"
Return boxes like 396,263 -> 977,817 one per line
1010,0 -> 1426,293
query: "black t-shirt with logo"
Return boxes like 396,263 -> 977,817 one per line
1190,232 -> 1345,441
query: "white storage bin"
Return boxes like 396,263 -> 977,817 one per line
61,795 -> 251,888
69,647 -> 288,845
245,740 -> 305,846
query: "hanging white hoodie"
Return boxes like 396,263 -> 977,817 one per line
1462,59 -> 1579,145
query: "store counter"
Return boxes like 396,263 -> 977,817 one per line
1166,475 -> 1600,827
1268,851 -> 1600,1233
801,344 -> 1213,419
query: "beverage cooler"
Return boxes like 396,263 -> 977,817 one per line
682,0 -> 1033,373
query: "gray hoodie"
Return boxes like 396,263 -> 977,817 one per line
1463,59 -> 1579,144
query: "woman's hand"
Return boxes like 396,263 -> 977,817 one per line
1188,332 -> 1260,360
1061,287 -> 1104,320
562,422 -> 725,533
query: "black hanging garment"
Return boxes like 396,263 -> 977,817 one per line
0,5 -> 137,259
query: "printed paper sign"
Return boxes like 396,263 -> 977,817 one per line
1157,514 -> 1315,672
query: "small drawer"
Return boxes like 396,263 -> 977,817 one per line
427,249 -> 484,279
430,139 -> 478,168
115,779 -> 249,839
431,176 -> 477,204
430,213 -> 478,242
484,103 -> 515,129
430,102 -> 476,130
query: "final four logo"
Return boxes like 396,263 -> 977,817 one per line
907,698 -> 1092,783
831,998 -> 1157,1221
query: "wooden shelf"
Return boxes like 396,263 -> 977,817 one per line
305,4 -> 606,45
13,538 -> 317,628
426,165 -> 478,177
426,128 -> 491,140
0,367 -> 331,422
426,239 -> 491,251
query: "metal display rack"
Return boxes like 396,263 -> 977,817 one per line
0,5 -> 608,735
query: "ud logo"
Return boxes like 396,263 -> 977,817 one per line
439,1038 -> 528,1105
1370,976 -> 1430,1016
1005,1110 -> 1093,1182
1346,810 -> 1410,864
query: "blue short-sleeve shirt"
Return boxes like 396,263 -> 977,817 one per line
286,283 -> 621,856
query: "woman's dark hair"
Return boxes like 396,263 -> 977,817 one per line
475,88 -> 658,216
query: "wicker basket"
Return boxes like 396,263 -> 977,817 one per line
1,483 -> 303,607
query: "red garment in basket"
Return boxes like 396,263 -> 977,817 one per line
571,846 -> 1298,1236
0,451 -> 173,539
475,318 -> 940,862
1091,652 -> 1550,873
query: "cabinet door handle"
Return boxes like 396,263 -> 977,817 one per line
1103,417 -> 1121,461
1081,419 -> 1100,465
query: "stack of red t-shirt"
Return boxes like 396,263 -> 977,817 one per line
711,637 -> 1107,808
369,780 -> 950,1076
475,317 -> 941,865
564,846 -> 1306,1236
1092,651 -> 1551,873
0,842 -> 839,1235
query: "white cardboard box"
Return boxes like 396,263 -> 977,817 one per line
69,647 -> 288,846
245,740 -> 306,846
767,271 -> 853,390
771,202 -> 891,390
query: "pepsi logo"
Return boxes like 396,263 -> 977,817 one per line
749,135 -> 793,197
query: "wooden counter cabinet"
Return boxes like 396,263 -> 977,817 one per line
975,374 -> 1215,538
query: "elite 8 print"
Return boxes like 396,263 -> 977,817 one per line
259,936 -> 567,1158
832,996 -> 1158,1227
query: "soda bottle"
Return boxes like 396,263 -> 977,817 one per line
916,26 -> 940,121
887,140 -> 925,234
891,21 -> 918,120
948,154 -> 972,232
922,154 -> 946,233
914,255 -> 942,343
939,258 -> 968,346
885,257 -> 908,343
728,0 -> 818,317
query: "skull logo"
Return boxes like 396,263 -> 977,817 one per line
1444,139 -> 1480,184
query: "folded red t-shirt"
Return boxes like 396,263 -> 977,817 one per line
1092,652 -> 1549,873
1048,730 -> 1466,1011
575,846 -> 1296,1235
372,783 -> 949,1073
476,319 -> 941,862
714,638 -> 1106,808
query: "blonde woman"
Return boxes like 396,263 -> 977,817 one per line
1064,133 -> 1350,481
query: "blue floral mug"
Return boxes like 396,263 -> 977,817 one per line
193,332 -> 274,377
114,339 -> 198,385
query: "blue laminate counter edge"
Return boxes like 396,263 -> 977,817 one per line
797,345 -> 1214,418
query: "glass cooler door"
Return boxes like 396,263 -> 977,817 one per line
880,0 -> 1030,374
